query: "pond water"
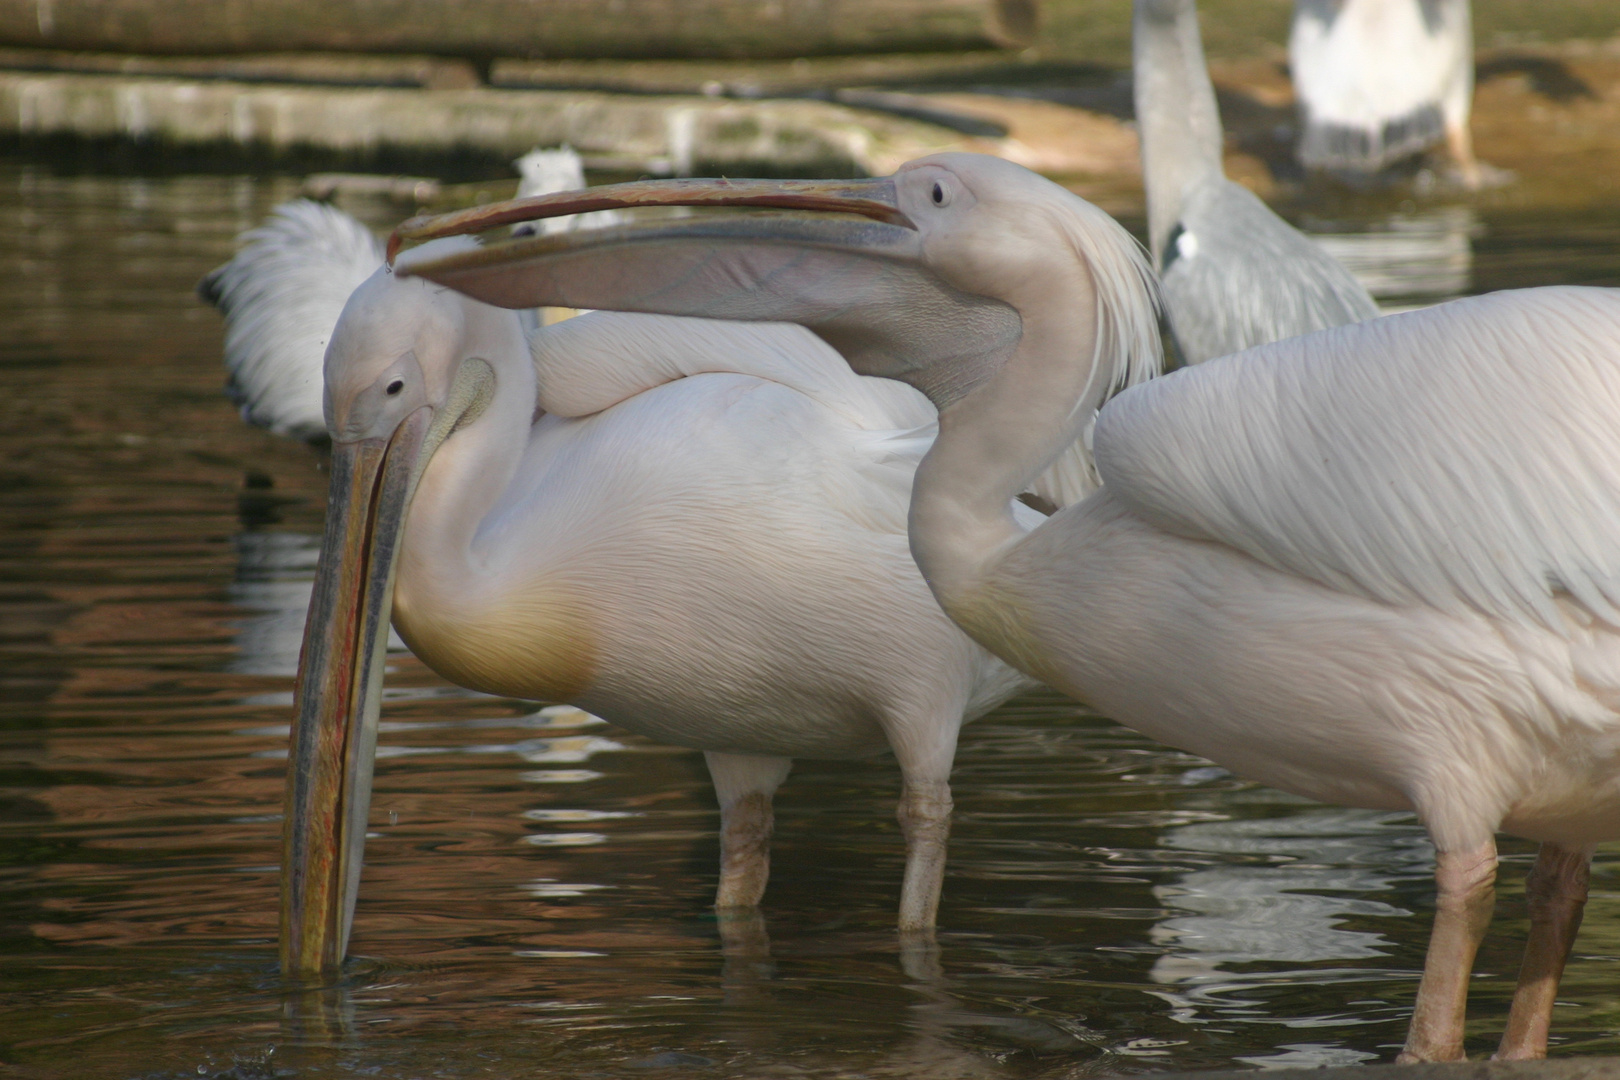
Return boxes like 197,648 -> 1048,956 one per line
3,158 -> 1620,1080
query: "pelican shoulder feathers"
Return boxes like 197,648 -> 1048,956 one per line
530,311 -> 935,431
1096,285 -> 1620,631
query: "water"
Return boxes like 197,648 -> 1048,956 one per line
3,157 -> 1620,1080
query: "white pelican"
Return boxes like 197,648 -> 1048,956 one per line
1291,0 -> 1480,186
200,199 -> 381,441
397,152 -> 1620,1062
249,210 -> 1065,978
200,148 -> 621,440
1135,0 -> 1378,364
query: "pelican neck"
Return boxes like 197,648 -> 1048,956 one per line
396,324 -> 536,606
908,272 -> 1107,620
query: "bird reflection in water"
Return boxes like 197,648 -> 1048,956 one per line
1307,206 -> 1478,312
228,530 -> 322,680
1148,798 -> 1435,1065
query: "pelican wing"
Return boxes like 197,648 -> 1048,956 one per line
1095,286 -> 1620,630
200,200 -> 384,440
531,310 -> 934,430
531,310 -> 940,534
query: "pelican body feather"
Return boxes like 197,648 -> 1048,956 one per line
1291,0 -> 1476,176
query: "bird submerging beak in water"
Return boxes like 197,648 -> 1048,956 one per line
266,183 -> 1103,980
395,151 -> 1620,1063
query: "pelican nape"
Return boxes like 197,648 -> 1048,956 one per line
396,152 -> 1620,1063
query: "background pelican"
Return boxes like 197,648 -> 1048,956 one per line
399,152 -> 1620,1063
200,146 -> 619,442
1291,0 -> 1481,186
211,199 -> 1069,977
199,199 -> 379,441
1135,0 -> 1378,364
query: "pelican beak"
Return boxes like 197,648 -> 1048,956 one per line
387,176 -> 914,263
280,405 -> 431,978
391,174 -> 1019,399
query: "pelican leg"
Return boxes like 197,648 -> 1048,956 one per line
897,776 -> 954,931
1494,842 -> 1594,1061
1399,839 -> 1498,1063
890,718 -> 960,932
704,751 -> 793,910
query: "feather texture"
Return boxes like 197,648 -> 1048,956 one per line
1291,0 -> 1474,172
1159,180 -> 1381,364
200,199 -> 383,440
1096,286 -> 1620,633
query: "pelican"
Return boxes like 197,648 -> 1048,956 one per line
200,148 -> 623,441
397,152 -> 1620,1062
200,199 -> 382,441
247,209 -> 1072,978
1135,0 -> 1378,364
1291,0 -> 1481,186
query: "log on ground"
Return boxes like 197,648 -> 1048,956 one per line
0,0 -> 1037,60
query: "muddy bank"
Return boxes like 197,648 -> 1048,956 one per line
2,37 -> 1618,219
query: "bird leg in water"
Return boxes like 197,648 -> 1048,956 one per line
1495,841 -> 1594,1060
897,778 -> 954,932
705,751 -> 793,910
1399,839 -> 1498,1063
1445,121 -> 1483,191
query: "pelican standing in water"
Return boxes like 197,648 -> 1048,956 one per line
398,152 -> 1620,1062
252,205 -> 1070,978
1135,0 -> 1377,364
1291,0 -> 1481,186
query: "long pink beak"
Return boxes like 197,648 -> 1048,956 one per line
388,176 -> 911,263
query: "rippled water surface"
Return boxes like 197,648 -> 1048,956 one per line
4,159 -> 1620,1080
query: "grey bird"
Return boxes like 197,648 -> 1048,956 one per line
1133,0 -> 1379,366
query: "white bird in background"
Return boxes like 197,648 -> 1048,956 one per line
206,172 -> 1067,979
200,146 -> 620,440
1291,0 -> 1481,186
199,199 -> 381,441
400,151 -> 1620,1063
511,146 -> 625,239
1134,0 -> 1378,364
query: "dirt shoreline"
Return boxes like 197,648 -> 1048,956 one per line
2,37 -> 1618,221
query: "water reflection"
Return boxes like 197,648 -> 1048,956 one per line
1306,205 -> 1478,310
228,531 -> 320,678
1148,805 -> 1433,1043
2,161 -> 1620,1079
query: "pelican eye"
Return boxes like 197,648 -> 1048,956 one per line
386,378 -> 405,396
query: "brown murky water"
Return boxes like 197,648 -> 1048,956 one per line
3,157 -> 1620,1080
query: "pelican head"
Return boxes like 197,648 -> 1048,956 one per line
391,154 -> 1158,413
281,239 -> 523,978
